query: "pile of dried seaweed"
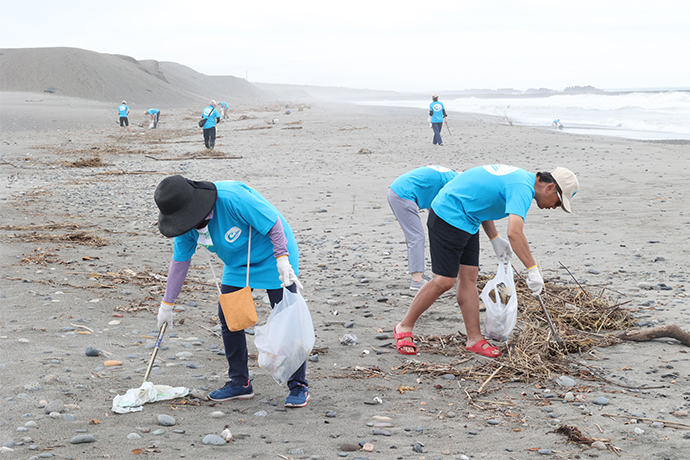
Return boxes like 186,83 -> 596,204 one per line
401,272 -> 637,384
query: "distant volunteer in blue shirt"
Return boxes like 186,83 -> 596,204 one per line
388,165 -> 459,290
201,100 -> 221,149
429,94 -> 447,145
219,101 -> 229,119
154,175 -> 311,408
393,165 -> 579,358
118,100 -> 131,136
145,108 -> 161,129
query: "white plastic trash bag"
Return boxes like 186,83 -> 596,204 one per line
254,288 -> 315,386
112,382 -> 189,414
480,261 -> 518,342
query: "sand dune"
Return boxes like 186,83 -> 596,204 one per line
0,47 -> 269,107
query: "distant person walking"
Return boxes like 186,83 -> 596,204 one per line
429,94 -> 447,145
219,102 -> 229,119
388,165 -> 459,290
118,100 -> 131,136
201,101 -> 221,149
145,108 -> 161,129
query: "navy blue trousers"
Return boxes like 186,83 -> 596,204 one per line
432,122 -> 443,145
203,126 -> 216,148
218,283 -> 307,389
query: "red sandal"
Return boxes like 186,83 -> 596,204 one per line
466,339 -> 501,358
394,326 -> 417,355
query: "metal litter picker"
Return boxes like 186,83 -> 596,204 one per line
142,321 -> 168,385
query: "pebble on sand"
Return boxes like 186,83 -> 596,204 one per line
85,346 -> 99,357
157,414 -> 176,426
70,434 -> 95,444
104,360 -> 123,367
202,434 -> 226,445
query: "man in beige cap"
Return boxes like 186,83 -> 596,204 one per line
393,164 -> 578,358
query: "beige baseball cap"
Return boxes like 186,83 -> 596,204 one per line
551,167 -> 579,213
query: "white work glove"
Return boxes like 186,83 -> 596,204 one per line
526,266 -> 544,296
276,256 -> 303,290
157,301 -> 174,330
490,235 -> 513,263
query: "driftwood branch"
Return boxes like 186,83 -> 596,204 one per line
615,324 -> 690,347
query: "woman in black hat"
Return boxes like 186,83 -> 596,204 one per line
154,175 -> 310,408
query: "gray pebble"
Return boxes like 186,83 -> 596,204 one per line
309,354 -> 319,362
651,422 -> 665,429
288,448 -> 306,455
442,374 -> 455,380
127,433 -> 142,440
487,419 -> 500,425
158,414 -> 176,426
538,448 -> 552,455
202,434 -> 226,445
85,346 -> 99,357
44,400 -> 64,414
374,333 -> 389,340
412,442 -> 424,453
344,321 -> 355,328
70,435 -> 95,444
372,428 -> 391,436
593,397 -> 609,405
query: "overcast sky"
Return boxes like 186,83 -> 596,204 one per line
2,0 -> 688,92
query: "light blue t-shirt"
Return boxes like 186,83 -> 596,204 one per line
118,105 -> 129,117
429,101 -> 445,123
147,108 -> 160,115
172,181 -> 299,289
220,102 -> 229,109
431,165 -> 536,234
390,165 -> 459,209
202,106 -> 221,129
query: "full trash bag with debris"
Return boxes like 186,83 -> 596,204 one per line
255,288 -> 315,386
112,382 -> 189,414
480,261 -> 518,342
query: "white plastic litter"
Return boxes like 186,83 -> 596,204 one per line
112,382 -> 189,414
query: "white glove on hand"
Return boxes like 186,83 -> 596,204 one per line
276,256 -> 303,290
526,266 -> 544,296
490,235 -> 513,263
157,301 -> 173,330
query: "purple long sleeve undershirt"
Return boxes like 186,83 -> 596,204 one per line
162,218 -> 288,304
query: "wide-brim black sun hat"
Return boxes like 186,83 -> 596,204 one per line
154,175 -> 217,237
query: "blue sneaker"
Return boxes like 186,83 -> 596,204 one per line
284,384 -> 310,408
208,379 -> 254,401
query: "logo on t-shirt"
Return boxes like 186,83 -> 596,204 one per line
431,103 -> 443,112
483,165 -> 518,176
225,227 -> 242,243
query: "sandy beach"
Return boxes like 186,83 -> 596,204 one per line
1,91 -> 689,460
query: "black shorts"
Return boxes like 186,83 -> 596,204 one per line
427,209 -> 480,278
119,117 -> 129,127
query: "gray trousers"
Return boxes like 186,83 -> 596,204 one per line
387,188 -> 426,274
